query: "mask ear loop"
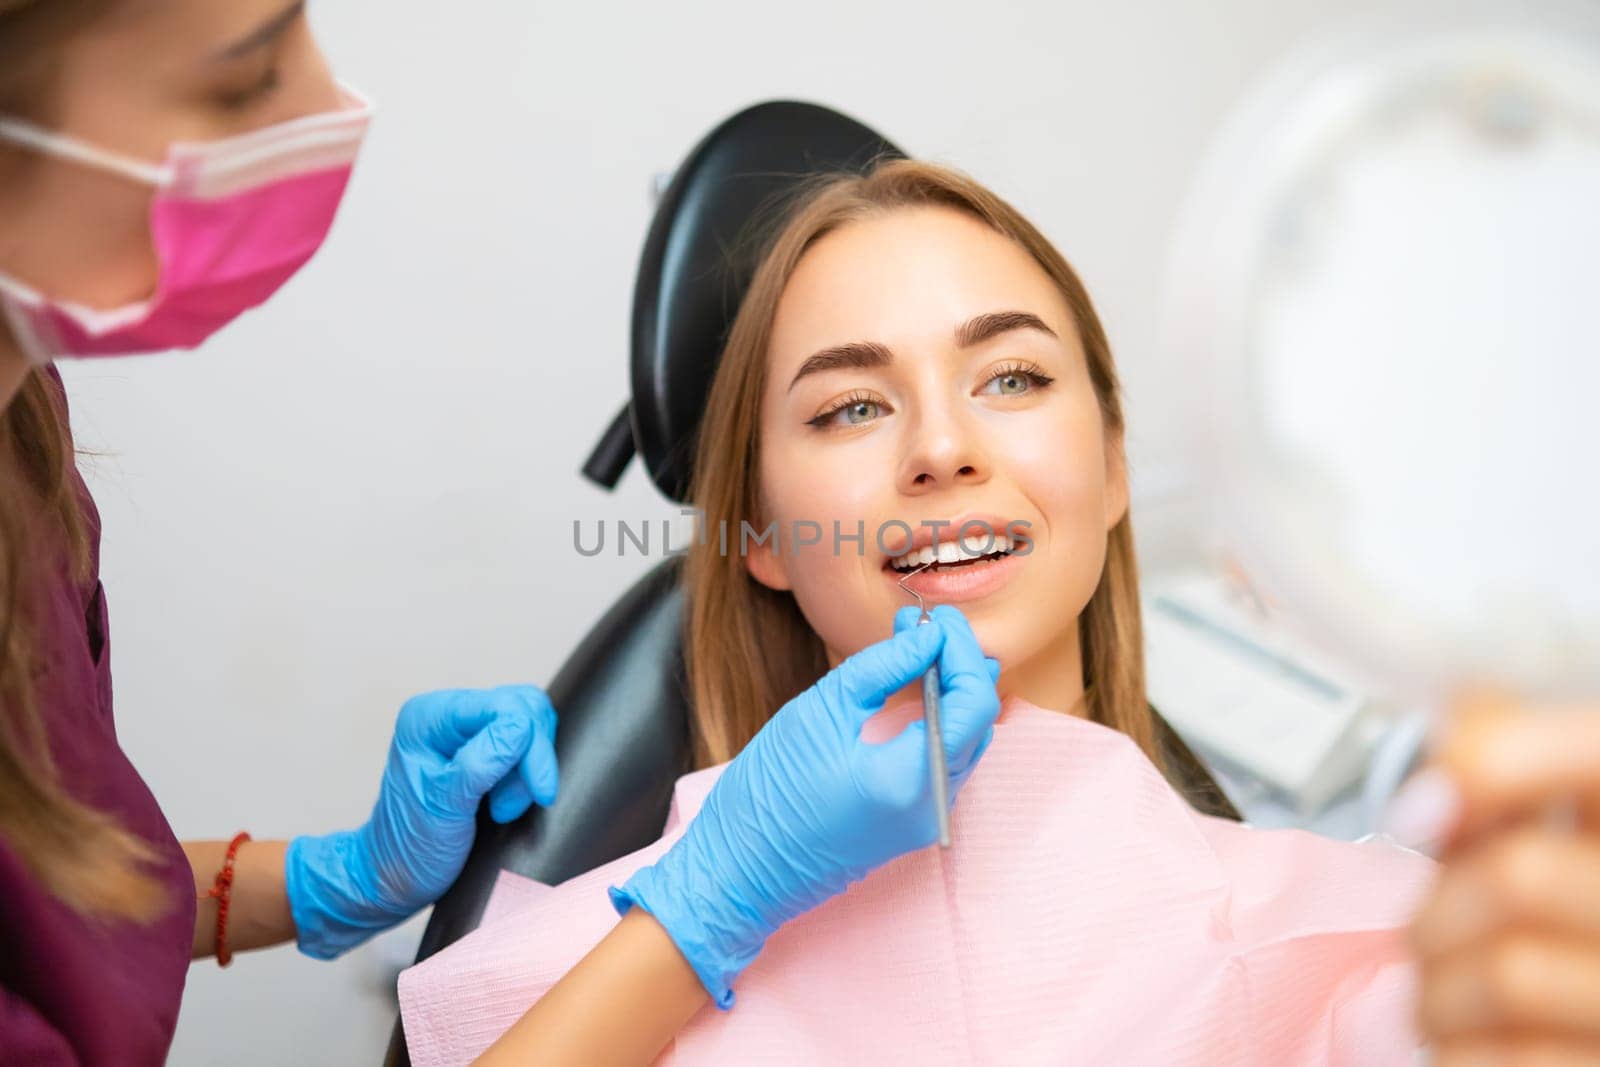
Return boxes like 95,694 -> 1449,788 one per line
0,117 -> 172,186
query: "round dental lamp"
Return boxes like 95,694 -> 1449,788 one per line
1162,4 -> 1600,813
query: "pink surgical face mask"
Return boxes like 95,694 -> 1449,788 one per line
0,84 -> 372,363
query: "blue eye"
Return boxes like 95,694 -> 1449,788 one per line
980,362 -> 1054,396
808,392 -> 886,428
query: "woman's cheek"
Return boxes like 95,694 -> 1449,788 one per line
756,448 -> 885,648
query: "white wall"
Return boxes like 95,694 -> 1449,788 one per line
59,0 -> 1399,1061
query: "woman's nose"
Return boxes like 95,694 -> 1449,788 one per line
897,405 -> 990,494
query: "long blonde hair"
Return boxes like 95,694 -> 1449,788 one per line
0,0 -> 169,922
683,159 -> 1158,775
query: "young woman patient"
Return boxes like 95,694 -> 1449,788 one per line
401,160 -> 1436,1065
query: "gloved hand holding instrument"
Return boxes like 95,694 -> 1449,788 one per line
611,604 -> 1001,1006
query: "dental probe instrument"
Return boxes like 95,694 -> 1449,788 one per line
898,562 -> 951,849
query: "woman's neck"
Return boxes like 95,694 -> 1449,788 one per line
996,620 -> 1090,718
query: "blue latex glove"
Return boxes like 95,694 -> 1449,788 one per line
610,604 -> 1001,1007
285,685 -> 560,959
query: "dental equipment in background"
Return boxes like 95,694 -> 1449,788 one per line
899,563 -> 952,848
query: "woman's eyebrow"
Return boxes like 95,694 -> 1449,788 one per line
786,310 -> 1056,394
212,1 -> 306,61
787,341 -> 893,393
956,310 -> 1057,348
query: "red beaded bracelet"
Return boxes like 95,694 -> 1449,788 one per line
200,831 -> 251,967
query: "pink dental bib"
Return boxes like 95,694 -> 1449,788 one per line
399,700 -> 1435,1065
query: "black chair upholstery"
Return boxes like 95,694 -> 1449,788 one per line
384,101 -> 1238,1065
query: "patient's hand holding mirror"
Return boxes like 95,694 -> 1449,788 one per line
1165,3 -> 1600,708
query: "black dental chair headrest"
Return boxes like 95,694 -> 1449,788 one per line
582,100 -> 904,501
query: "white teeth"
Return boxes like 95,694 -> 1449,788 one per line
961,532 -> 997,556
892,533 -> 1013,570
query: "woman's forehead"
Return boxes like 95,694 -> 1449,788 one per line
769,206 -> 1075,367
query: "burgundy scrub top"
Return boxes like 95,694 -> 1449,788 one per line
0,372 -> 195,1065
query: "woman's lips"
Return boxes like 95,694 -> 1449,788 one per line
887,550 -> 1023,604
